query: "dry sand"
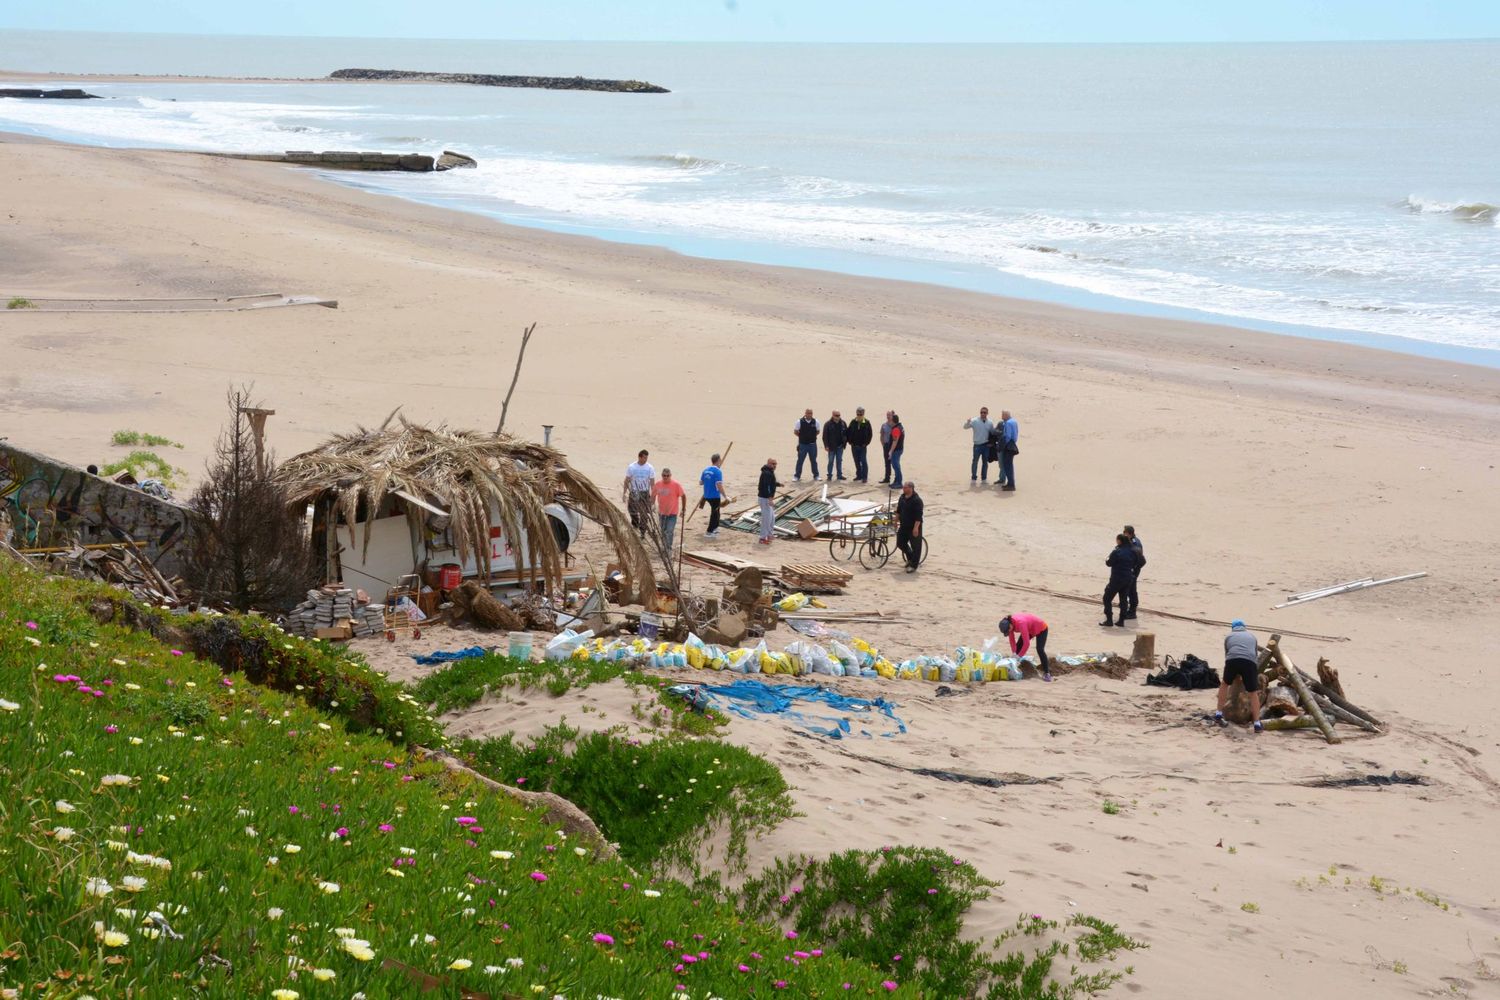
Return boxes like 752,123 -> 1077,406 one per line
5,133 -> 1500,996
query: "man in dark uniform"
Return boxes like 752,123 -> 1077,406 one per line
1123,524 -> 1145,620
793,408 -> 820,482
895,481 -> 924,573
1101,532 -> 1134,627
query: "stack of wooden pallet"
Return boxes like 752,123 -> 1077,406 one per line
778,562 -> 853,594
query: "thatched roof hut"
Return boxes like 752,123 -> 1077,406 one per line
275,414 -> 654,603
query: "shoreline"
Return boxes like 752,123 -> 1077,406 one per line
4,129 -> 1499,385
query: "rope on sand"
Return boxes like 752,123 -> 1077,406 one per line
928,570 -> 1349,643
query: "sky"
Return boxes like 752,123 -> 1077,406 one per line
2,0 -> 1497,43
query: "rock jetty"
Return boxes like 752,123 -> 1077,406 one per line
213,149 -> 478,173
329,68 -> 669,94
0,88 -> 101,99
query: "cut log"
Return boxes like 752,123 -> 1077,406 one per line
1260,716 -> 1320,732
1129,632 -> 1155,670
1314,696 -> 1381,734
1310,682 -> 1385,731
1269,635 -> 1340,744
1315,657 -> 1346,700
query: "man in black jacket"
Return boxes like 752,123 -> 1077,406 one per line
1102,533 -> 1135,627
821,410 -> 849,482
1123,524 -> 1145,620
846,407 -> 874,482
756,458 -> 782,546
895,481 -> 924,573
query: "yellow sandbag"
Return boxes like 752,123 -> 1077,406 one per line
776,592 -> 810,612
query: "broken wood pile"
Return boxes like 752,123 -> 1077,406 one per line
27,540 -> 182,607
721,484 -> 885,539
1225,633 -> 1385,742
778,563 -> 853,594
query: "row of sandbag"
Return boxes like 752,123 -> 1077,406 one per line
542,630 -> 1117,683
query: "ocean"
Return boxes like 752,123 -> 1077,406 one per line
3,31 -> 1497,364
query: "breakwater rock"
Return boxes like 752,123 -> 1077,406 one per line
329,68 -> 669,94
213,149 -> 478,173
0,88 -> 101,99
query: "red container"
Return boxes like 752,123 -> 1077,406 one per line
438,563 -> 462,590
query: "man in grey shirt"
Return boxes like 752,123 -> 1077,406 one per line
1214,620 -> 1263,733
963,407 -> 995,483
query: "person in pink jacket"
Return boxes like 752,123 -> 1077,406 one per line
999,613 -> 1052,682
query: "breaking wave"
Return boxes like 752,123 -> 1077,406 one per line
1401,196 -> 1497,223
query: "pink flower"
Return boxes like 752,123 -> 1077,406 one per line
893,954 -> 902,962
221,677 -> 233,687
811,949 -> 822,957
750,952 -> 762,960
775,981 -> 787,989
335,827 -> 349,838
288,806 -> 299,814
738,965 -> 751,973
91,690 -> 105,698
882,982 -> 898,991
401,775 -> 414,782
170,650 -> 183,656
24,622 -> 37,630
927,888 -> 938,895
785,931 -> 797,940
794,950 -> 810,959
529,872 -> 547,882
515,777 -> 526,784
378,824 -> 393,832
104,724 -> 118,734
593,933 -> 614,945
382,761 -> 396,769
470,826 -> 484,834
455,816 -> 477,825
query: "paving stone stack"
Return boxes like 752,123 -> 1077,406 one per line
286,585 -> 385,638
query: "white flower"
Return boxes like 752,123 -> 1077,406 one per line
53,826 -> 76,841
333,928 -> 355,939
340,937 -> 375,961
84,878 -> 112,898
399,846 -> 416,856
573,846 -> 586,856
506,957 -> 525,968
643,889 -> 662,898
100,774 -> 134,786
490,850 -> 513,860
54,800 -> 76,813
317,881 -> 339,894
284,844 -> 301,854
312,968 -> 335,981
267,907 -> 284,920
0,698 -> 19,712
100,929 -> 129,947
245,826 -> 258,837
120,876 -> 147,893
483,965 -> 506,975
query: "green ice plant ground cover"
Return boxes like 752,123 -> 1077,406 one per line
0,563 -> 919,998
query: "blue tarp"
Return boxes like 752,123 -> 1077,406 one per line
409,646 -> 487,666
694,679 -> 907,740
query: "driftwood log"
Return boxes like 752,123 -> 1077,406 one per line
1315,657 -> 1346,700
449,581 -> 526,631
1269,635 -> 1340,744
1260,716 -> 1320,732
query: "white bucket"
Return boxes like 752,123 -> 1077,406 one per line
508,631 -> 534,661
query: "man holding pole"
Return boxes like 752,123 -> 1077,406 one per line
699,453 -> 728,538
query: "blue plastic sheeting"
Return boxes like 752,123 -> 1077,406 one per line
698,679 -> 907,740
410,646 -> 487,666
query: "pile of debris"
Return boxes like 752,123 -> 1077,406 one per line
21,540 -> 182,607
1226,633 -> 1385,741
720,484 -> 885,540
286,585 -> 387,639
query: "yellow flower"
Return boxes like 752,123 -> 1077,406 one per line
271,990 -> 300,1000
156,774 -> 170,783
448,958 -> 472,970
312,969 -> 335,982
101,930 -> 129,947
490,850 -> 513,860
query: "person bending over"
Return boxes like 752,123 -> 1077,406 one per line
1000,613 -> 1052,682
1214,619 -> 1263,733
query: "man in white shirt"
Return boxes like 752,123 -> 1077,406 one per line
622,449 -> 655,538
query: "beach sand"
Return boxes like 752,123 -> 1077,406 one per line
4,133 -> 1500,995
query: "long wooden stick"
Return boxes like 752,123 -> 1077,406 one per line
495,321 -> 538,435
1269,635 -> 1340,744
1314,696 -> 1381,734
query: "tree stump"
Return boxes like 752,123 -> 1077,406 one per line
1130,632 -> 1155,670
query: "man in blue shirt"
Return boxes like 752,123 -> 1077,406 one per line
998,410 -> 1019,491
699,454 -> 727,538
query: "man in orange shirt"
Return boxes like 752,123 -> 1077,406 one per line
652,468 -> 687,555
